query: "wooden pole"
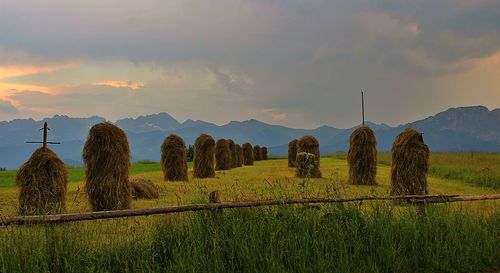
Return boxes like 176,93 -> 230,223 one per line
1,194 -> 498,226
361,91 -> 365,126
43,122 -> 48,148
209,191 -> 221,203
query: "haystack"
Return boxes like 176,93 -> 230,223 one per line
242,143 -> 254,165
193,134 -> 216,178
288,139 -> 298,167
161,134 -> 188,181
235,144 -> 243,167
347,126 -> 377,185
253,145 -> 262,161
16,147 -> 68,215
215,139 -> 232,170
296,136 -> 321,178
227,139 -> 238,168
390,128 -> 429,196
261,146 -> 268,160
130,178 -> 160,199
83,122 -> 131,211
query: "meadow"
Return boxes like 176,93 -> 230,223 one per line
0,154 -> 499,272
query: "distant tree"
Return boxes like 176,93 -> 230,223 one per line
186,145 -> 194,162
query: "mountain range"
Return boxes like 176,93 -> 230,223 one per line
0,105 -> 498,169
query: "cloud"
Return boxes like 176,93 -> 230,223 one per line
93,80 -> 145,90
261,109 -> 288,120
0,1 -> 498,128
0,99 -> 18,114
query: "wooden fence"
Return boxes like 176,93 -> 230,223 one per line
1,193 -> 499,226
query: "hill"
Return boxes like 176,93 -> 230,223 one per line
0,106 -> 498,169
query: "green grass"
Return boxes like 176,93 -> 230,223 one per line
0,155 -> 499,272
0,161 -> 166,188
0,204 -> 498,273
1,156 -> 498,216
331,152 -> 500,189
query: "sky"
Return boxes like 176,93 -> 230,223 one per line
0,0 -> 499,129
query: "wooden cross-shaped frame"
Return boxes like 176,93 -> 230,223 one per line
26,122 -> 61,148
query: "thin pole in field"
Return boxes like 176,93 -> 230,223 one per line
361,91 -> 365,126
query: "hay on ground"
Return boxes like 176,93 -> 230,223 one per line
16,147 -> 68,215
161,134 -> 188,181
130,178 -> 160,199
296,136 -> 321,178
215,139 -> 232,171
193,134 -> 216,178
261,146 -> 268,160
227,139 -> 239,168
242,143 -> 254,165
390,128 -> 429,196
253,145 -> 262,161
83,122 -> 131,211
288,139 -> 298,167
347,126 -> 377,185
235,144 -> 243,167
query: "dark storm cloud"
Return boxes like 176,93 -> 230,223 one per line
0,0 -> 499,127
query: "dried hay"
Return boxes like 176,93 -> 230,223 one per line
83,122 -> 131,211
193,134 -> 216,178
130,178 -> 160,199
347,126 -> 377,185
390,128 -> 429,196
242,143 -> 254,165
161,134 -> 188,181
16,147 -> 68,215
296,136 -> 321,178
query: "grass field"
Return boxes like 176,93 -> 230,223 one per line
334,152 -> 500,189
1,155 -> 499,216
0,154 -> 498,272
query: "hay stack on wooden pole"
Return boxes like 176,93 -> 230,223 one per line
242,143 -> 254,165
235,144 -> 243,167
193,134 -> 216,178
347,126 -> 377,185
296,136 -> 321,178
390,128 -> 429,196
215,139 -> 232,170
83,122 -> 131,211
16,147 -> 68,215
161,134 -> 188,181
261,147 -> 268,160
288,139 -> 298,167
227,139 -> 238,168
253,145 -> 262,161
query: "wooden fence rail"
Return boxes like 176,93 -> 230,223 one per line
1,194 -> 499,226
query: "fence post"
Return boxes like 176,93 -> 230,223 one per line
209,191 -> 221,203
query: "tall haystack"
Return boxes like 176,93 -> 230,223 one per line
296,136 -> 321,178
235,144 -> 243,167
261,146 -> 268,160
227,139 -> 238,168
130,178 -> 160,199
193,134 -> 216,178
253,145 -> 262,161
347,126 -> 377,185
16,147 -> 68,215
215,139 -> 232,170
390,128 -> 429,196
288,139 -> 298,167
242,143 -> 254,165
83,122 -> 131,211
161,134 -> 188,181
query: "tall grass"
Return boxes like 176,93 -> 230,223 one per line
376,152 -> 500,188
1,204 -> 498,273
